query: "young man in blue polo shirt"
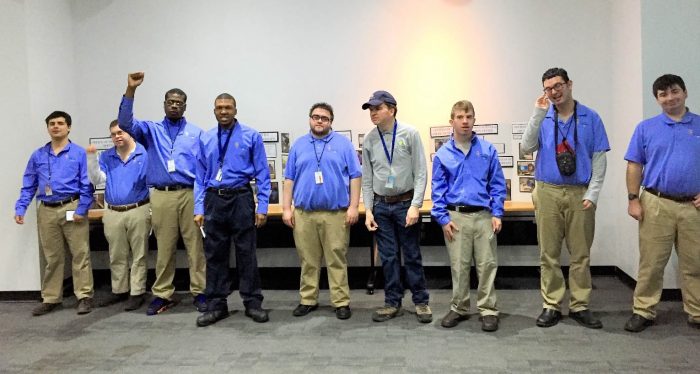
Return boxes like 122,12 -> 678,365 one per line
15,111 -> 95,316
87,120 -> 150,311
282,102 -> 362,320
624,74 -> 700,332
193,93 -> 270,327
522,68 -> 610,329
431,100 -> 506,332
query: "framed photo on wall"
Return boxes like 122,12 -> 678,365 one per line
260,132 -> 279,143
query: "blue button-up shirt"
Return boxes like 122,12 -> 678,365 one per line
194,121 -> 270,215
118,96 -> 201,187
284,131 -> 362,211
625,110 -> 700,196
535,103 -> 610,185
96,144 -> 149,205
431,136 -> 506,226
15,142 -> 93,216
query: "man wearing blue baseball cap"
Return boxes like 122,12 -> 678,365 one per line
361,90 -> 431,323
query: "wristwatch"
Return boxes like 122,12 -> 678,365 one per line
628,193 -> 639,201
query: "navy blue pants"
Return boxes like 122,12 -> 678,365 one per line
203,188 -> 263,312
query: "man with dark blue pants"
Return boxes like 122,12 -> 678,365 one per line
194,93 -> 270,327
361,90 -> 431,323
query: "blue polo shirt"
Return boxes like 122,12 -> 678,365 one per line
431,137 -> 506,226
15,142 -> 93,216
535,103 -> 610,185
118,96 -> 202,187
194,121 -> 270,215
624,110 -> 700,196
100,143 -> 149,205
284,131 -> 361,211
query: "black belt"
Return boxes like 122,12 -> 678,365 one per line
154,184 -> 191,191
374,190 -> 414,204
207,186 -> 251,196
42,195 -> 79,207
447,204 -> 486,213
108,198 -> 150,212
645,188 -> 695,203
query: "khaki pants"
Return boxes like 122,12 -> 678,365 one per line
532,182 -> 595,312
36,201 -> 94,303
293,209 -> 350,307
633,192 -> 700,321
444,210 -> 498,316
103,203 -> 151,295
150,189 -> 205,299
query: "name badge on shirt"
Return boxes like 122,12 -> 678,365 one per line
315,170 -> 324,184
65,210 -> 75,222
45,185 -> 53,196
385,174 -> 396,189
215,168 -> 223,182
167,159 -> 176,173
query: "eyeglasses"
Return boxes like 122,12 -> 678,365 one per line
543,82 -> 568,94
165,99 -> 185,107
310,114 -> 331,123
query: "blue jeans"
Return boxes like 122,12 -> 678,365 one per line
373,200 -> 429,307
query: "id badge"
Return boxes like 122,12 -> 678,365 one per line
385,174 -> 396,189
167,159 -> 176,173
65,210 -> 75,222
215,168 -> 223,182
44,185 -> 53,196
314,170 -> 324,184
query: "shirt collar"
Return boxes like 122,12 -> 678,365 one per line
661,107 -> 693,125
308,131 -> 334,143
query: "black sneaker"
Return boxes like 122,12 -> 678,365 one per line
146,297 -> 177,316
624,313 -> 653,332
245,308 -> 269,323
124,294 -> 145,311
98,292 -> 128,307
335,306 -> 352,320
196,309 -> 230,327
193,294 -> 207,312
292,304 -> 318,317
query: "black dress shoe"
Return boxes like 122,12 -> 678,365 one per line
568,309 -> 603,329
292,304 -> 318,317
536,308 -> 562,327
624,313 -> 653,332
196,309 -> 230,327
245,308 -> 269,323
335,306 -> 352,320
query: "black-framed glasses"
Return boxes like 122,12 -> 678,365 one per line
165,99 -> 185,107
310,114 -> 331,123
543,82 -> 568,94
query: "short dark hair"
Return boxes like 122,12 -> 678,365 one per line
165,88 -> 187,102
45,111 -> 72,127
215,93 -> 237,106
309,102 -> 334,122
386,103 -> 397,117
109,119 -> 119,129
542,67 -> 570,83
652,74 -> 686,98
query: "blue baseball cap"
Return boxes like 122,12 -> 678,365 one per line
362,90 -> 397,110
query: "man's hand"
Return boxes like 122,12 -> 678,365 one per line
405,205 -> 420,227
86,144 -> 97,154
582,199 -> 595,210
442,221 -> 458,242
492,217 -> 502,234
694,193 -> 700,209
282,209 -> 294,228
14,215 -> 24,225
255,213 -> 267,228
628,199 -> 643,221
345,205 -> 359,226
365,210 -> 378,232
73,213 -> 84,223
194,214 -> 204,227
128,72 -> 144,88
536,93 -> 550,110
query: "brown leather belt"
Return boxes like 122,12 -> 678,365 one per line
108,198 -> 150,212
374,190 -> 414,204
645,188 -> 695,203
42,195 -> 79,207
447,204 -> 486,213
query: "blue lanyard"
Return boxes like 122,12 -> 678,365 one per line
379,120 -> 398,166
166,119 -> 185,154
313,133 -> 331,169
217,123 -> 235,168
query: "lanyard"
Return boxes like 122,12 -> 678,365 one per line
554,101 -> 578,150
166,119 -> 185,155
312,133 -> 331,170
46,147 -> 53,181
379,120 -> 398,166
217,123 -> 235,167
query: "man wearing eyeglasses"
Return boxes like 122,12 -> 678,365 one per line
522,67 -> 610,329
361,90 -> 432,324
624,74 -> 700,332
282,103 -> 361,320
118,72 -> 207,316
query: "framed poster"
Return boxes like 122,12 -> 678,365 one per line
519,177 -> 535,193
280,133 -> 290,153
473,123 -> 498,135
430,126 -> 452,138
512,123 -> 527,134
358,133 -> 365,149
267,159 -> 276,180
260,132 -> 279,143
517,161 -> 535,176
434,137 -> 449,152
264,143 -> 277,158
519,143 -> 534,160
493,143 -> 506,154
498,156 -> 514,168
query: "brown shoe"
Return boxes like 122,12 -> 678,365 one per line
32,302 -> 60,316
480,315 -> 499,332
77,297 -> 93,315
124,294 -> 145,311
441,310 -> 469,328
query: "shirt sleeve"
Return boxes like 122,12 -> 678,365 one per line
361,139 -> 374,212
592,113 -> 611,153
283,143 -> 298,181
487,146 -> 507,217
624,123 -> 646,164
583,151 -> 607,204
76,151 -> 94,216
344,138 -> 362,179
118,96 -> 150,144
87,152 -> 107,187
193,135 -> 207,215
15,154 -> 38,217
252,132 -> 271,214
430,154 -> 451,226
410,129 -> 427,208
521,107 -> 547,154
